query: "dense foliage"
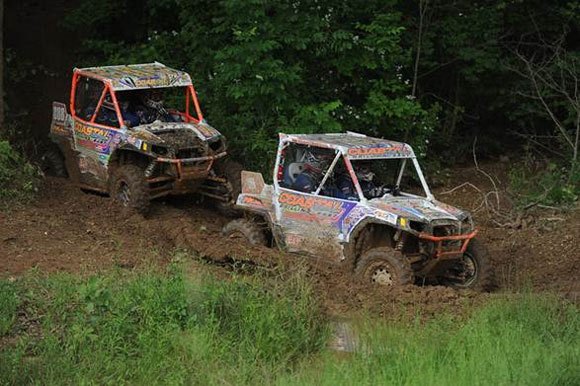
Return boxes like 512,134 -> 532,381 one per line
58,0 -> 579,173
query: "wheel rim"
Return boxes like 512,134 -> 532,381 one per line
117,181 -> 131,206
368,263 -> 394,286
460,252 -> 478,286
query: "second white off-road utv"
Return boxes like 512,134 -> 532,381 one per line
223,132 -> 494,290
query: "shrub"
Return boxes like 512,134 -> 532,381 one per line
0,140 -> 39,203
509,160 -> 580,208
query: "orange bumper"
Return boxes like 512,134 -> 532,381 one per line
418,229 -> 478,258
156,151 -> 227,181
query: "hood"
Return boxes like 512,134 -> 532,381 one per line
369,196 -> 467,223
131,121 -> 222,144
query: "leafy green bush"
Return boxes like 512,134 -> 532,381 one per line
509,160 -> 580,208
0,140 -> 38,203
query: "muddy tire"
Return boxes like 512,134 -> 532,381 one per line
441,238 -> 494,291
40,147 -> 67,177
355,247 -> 414,286
222,219 -> 267,246
213,159 -> 243,217
111,165 -> 150,215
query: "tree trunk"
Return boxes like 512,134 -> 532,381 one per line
0,0 -> 4,131
411,0 -> 428,98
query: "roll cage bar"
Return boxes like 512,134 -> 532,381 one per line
273,137 -> 434,202
69,71 -> 205,129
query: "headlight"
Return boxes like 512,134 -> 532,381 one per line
409,220 -> 425,232
151,145 -> 168,156
461,216 -> 474,233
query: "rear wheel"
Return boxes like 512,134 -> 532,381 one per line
440,239 -> 494,291
111,165 -> 150,215
222,219 -> 267,246
355,247 -> 414,286
213,159 -> 243,217
40,147 -> 67,177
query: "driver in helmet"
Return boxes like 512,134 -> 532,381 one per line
136,89 -> 176,123
337,161 -> 392,199
292,149 -> 333,193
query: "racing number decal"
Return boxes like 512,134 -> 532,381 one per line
52,103 -> 66,124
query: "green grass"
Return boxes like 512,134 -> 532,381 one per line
0,280 -> 20,335
0,266 -> 328,385
1,266 -> 578,386
280,294 -> 580,386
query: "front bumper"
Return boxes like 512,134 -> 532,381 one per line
146,151 -> 227,197
418,229 -> 477,259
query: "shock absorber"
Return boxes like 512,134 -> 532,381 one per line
395,231 -> 406,251
144,160 -> 157,177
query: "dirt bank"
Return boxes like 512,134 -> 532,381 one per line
1,167 -> 578,319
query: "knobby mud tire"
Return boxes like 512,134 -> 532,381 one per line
213,159 -> 243,217
111,165 -> 150,216
222,219 -> 267,246
40,147 -> 67,177
442,238 -> 495,292
355,247 -> 414,286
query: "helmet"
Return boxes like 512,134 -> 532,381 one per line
142,90 -> 165,111
303,149 -> 332,175
355,162 -> 375,182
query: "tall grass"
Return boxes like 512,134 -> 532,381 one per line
0,280 -> 19,335
0,266 -> 328,385
1,266 -> 578,386
280,294 -> 579,386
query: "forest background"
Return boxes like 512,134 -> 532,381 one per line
2,0 -> 579,204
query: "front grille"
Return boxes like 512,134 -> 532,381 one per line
154,130 -> 208,159
433,225 -> 458,237
176,148 -> 204,159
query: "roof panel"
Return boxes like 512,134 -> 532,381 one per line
282,133 -> 415,159
76,63 -> 192,91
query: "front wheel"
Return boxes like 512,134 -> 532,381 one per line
110,165 -> 150,215
440,239 -> 494,291
355,247 -> 414,286
222,219 -> 268,246
40,147 -> 67,177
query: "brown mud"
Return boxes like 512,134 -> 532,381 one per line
1,164 -> 579,320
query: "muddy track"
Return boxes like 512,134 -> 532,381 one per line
1,176 -> 578,319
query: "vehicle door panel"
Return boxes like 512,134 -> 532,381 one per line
275,188 -> 357,262
72,119 -> 121,189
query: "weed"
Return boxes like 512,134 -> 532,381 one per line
509,159 -> 580,208
0,265 -> 327,385
0,140 -> 39,204
279,293 -> 580,386
0,280 -> 20,336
